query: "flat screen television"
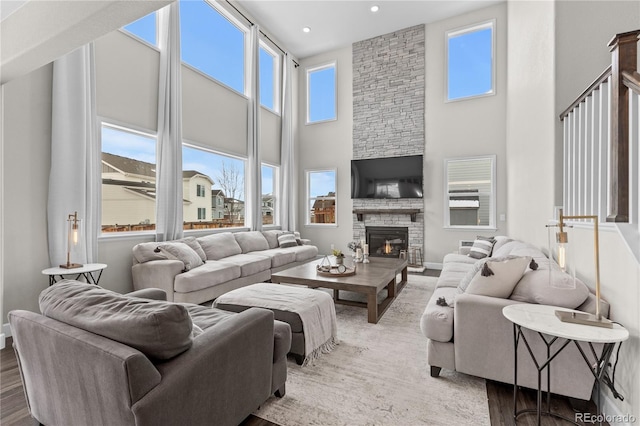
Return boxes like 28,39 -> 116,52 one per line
351,155 -> 423,199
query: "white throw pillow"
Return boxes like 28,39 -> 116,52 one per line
510,268 -> 590,309
158,242 -> 204,271
465,256 -> 531,298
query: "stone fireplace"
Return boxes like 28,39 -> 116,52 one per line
366,226 -> 408,258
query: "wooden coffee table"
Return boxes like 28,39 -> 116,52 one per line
271,257 -> 408,324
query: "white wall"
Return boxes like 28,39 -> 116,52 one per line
425,3 -> 508,263
297,47 -> 353,255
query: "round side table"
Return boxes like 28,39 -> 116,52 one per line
42,263 -> 108,286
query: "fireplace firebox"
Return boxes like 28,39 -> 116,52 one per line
366,226 -> 409,258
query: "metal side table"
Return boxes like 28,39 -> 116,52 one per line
42,263 -> 108,286
503,304 -> 628,426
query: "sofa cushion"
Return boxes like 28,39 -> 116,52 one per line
158,242 -> 204,271
174,236 -> 207,262
174,261 -> 242,293
235,231 -> 270,253
259,248 -> 297,268
510,268 -> 590,309
262,230 -> 282,249
197,232 -> 242,260
221,253 -> 272,277
465,256 -> 531,298
468,236 -> 496,259
492,236 -> 513,254
419,287 -> 458,343
278,233 -> 298,248
39,281 -> 193,360
280,244 -> 319,262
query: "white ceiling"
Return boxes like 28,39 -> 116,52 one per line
237,0 -> 503,59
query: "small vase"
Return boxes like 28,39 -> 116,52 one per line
335,256 -> 344,265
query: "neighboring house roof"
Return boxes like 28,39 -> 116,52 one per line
102,152 -> 213,182
103,178 -> 191,203
211,189 -> 225,197
312,199 -> 336,209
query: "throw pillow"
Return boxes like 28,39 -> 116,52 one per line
175,236 -> 207,262
133,242 -> 169,263
39,281 -> 193,360
278,233 -> 298,248
158,242 -> 204,271
510,268 -> 590,309
465,256 -> 531,298
468,236 -> 497,259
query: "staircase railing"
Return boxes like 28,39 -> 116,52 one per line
560,30 -> 639,226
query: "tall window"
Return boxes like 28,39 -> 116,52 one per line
445,155 -> 496,229
180,0 -> 246,94
262,164 -> 278,225
101,124 -> 157,233
307,62 -> 337,124
123,12 -> 157,46
446,20 -> 495,102
306,170 -> 337,225
183,144 -> 246,228
260,44 -> 279,112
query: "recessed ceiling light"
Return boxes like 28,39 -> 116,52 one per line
303,27 -> 311,33
370,5 -> 379,12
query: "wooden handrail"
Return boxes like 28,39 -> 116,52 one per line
559,66 -> 612,120
622,70 -> 640,95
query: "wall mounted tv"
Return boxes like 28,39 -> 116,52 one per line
351,155 -> 424,199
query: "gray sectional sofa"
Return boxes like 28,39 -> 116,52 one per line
132,230 -> 318,304
420,237 -> 609,400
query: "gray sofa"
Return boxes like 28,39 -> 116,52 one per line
9,281 -> 291,426
420,237 -> 608,400
132,230 -> 318,304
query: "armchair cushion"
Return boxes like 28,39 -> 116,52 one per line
39,281 -> 193,360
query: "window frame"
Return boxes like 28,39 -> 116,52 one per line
99,120 -> 158,237
443,155 -> 496,230
305,168 -> 338,227
259,40 -> 281,114
445,19 -> 496,103
306,61 -> 338,125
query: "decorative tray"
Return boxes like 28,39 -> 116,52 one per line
316,264 -> 357,277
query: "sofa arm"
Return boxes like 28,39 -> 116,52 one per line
132,308 -> 275,426
127,288 -> 167,301
132,260 -> 183,302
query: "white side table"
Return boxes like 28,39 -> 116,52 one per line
503,304 -> 628,425
42,263 -> 108,286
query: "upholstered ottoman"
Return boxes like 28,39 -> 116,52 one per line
214,283 -> 337,365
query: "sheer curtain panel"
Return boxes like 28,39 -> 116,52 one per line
48,44 -> 100,266
280,54 -> 297,232
155,3 -> 184,242
247,25 -> 262,231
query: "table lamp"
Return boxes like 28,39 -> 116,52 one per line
60,211 -> 83,269
549,209 -> 612,328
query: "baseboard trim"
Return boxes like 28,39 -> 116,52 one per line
424,262 -> 442,270
599,388 -> 637,425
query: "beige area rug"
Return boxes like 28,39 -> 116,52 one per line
254,275 -> 490,426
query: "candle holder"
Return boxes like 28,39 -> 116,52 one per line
362,253 -> 370,264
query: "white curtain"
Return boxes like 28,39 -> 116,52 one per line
48,44 -> 100,266
280,54 -> 297,232
247,24 -> 263,231
155,3 -> 184,242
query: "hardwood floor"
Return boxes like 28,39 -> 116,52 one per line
1,336 -> 606,426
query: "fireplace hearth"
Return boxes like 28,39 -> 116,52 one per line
366,226 -> 409,258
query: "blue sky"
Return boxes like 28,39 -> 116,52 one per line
448,27 -> 493,100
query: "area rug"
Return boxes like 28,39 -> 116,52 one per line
254,275 -> 490,426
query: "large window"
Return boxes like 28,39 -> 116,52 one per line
445,155 -> 496,229
180,0 -> 246,94
101,124 -> 157,233
446,20 -> 495,102
262,164 -> 278,225
307,62 -> 337,124
183,144 -> 246,228
260,44 -> 279,111
123,12 -> 157,46
306,170 -> 337,225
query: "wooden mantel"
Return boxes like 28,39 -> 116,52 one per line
352,209 -> 421,222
